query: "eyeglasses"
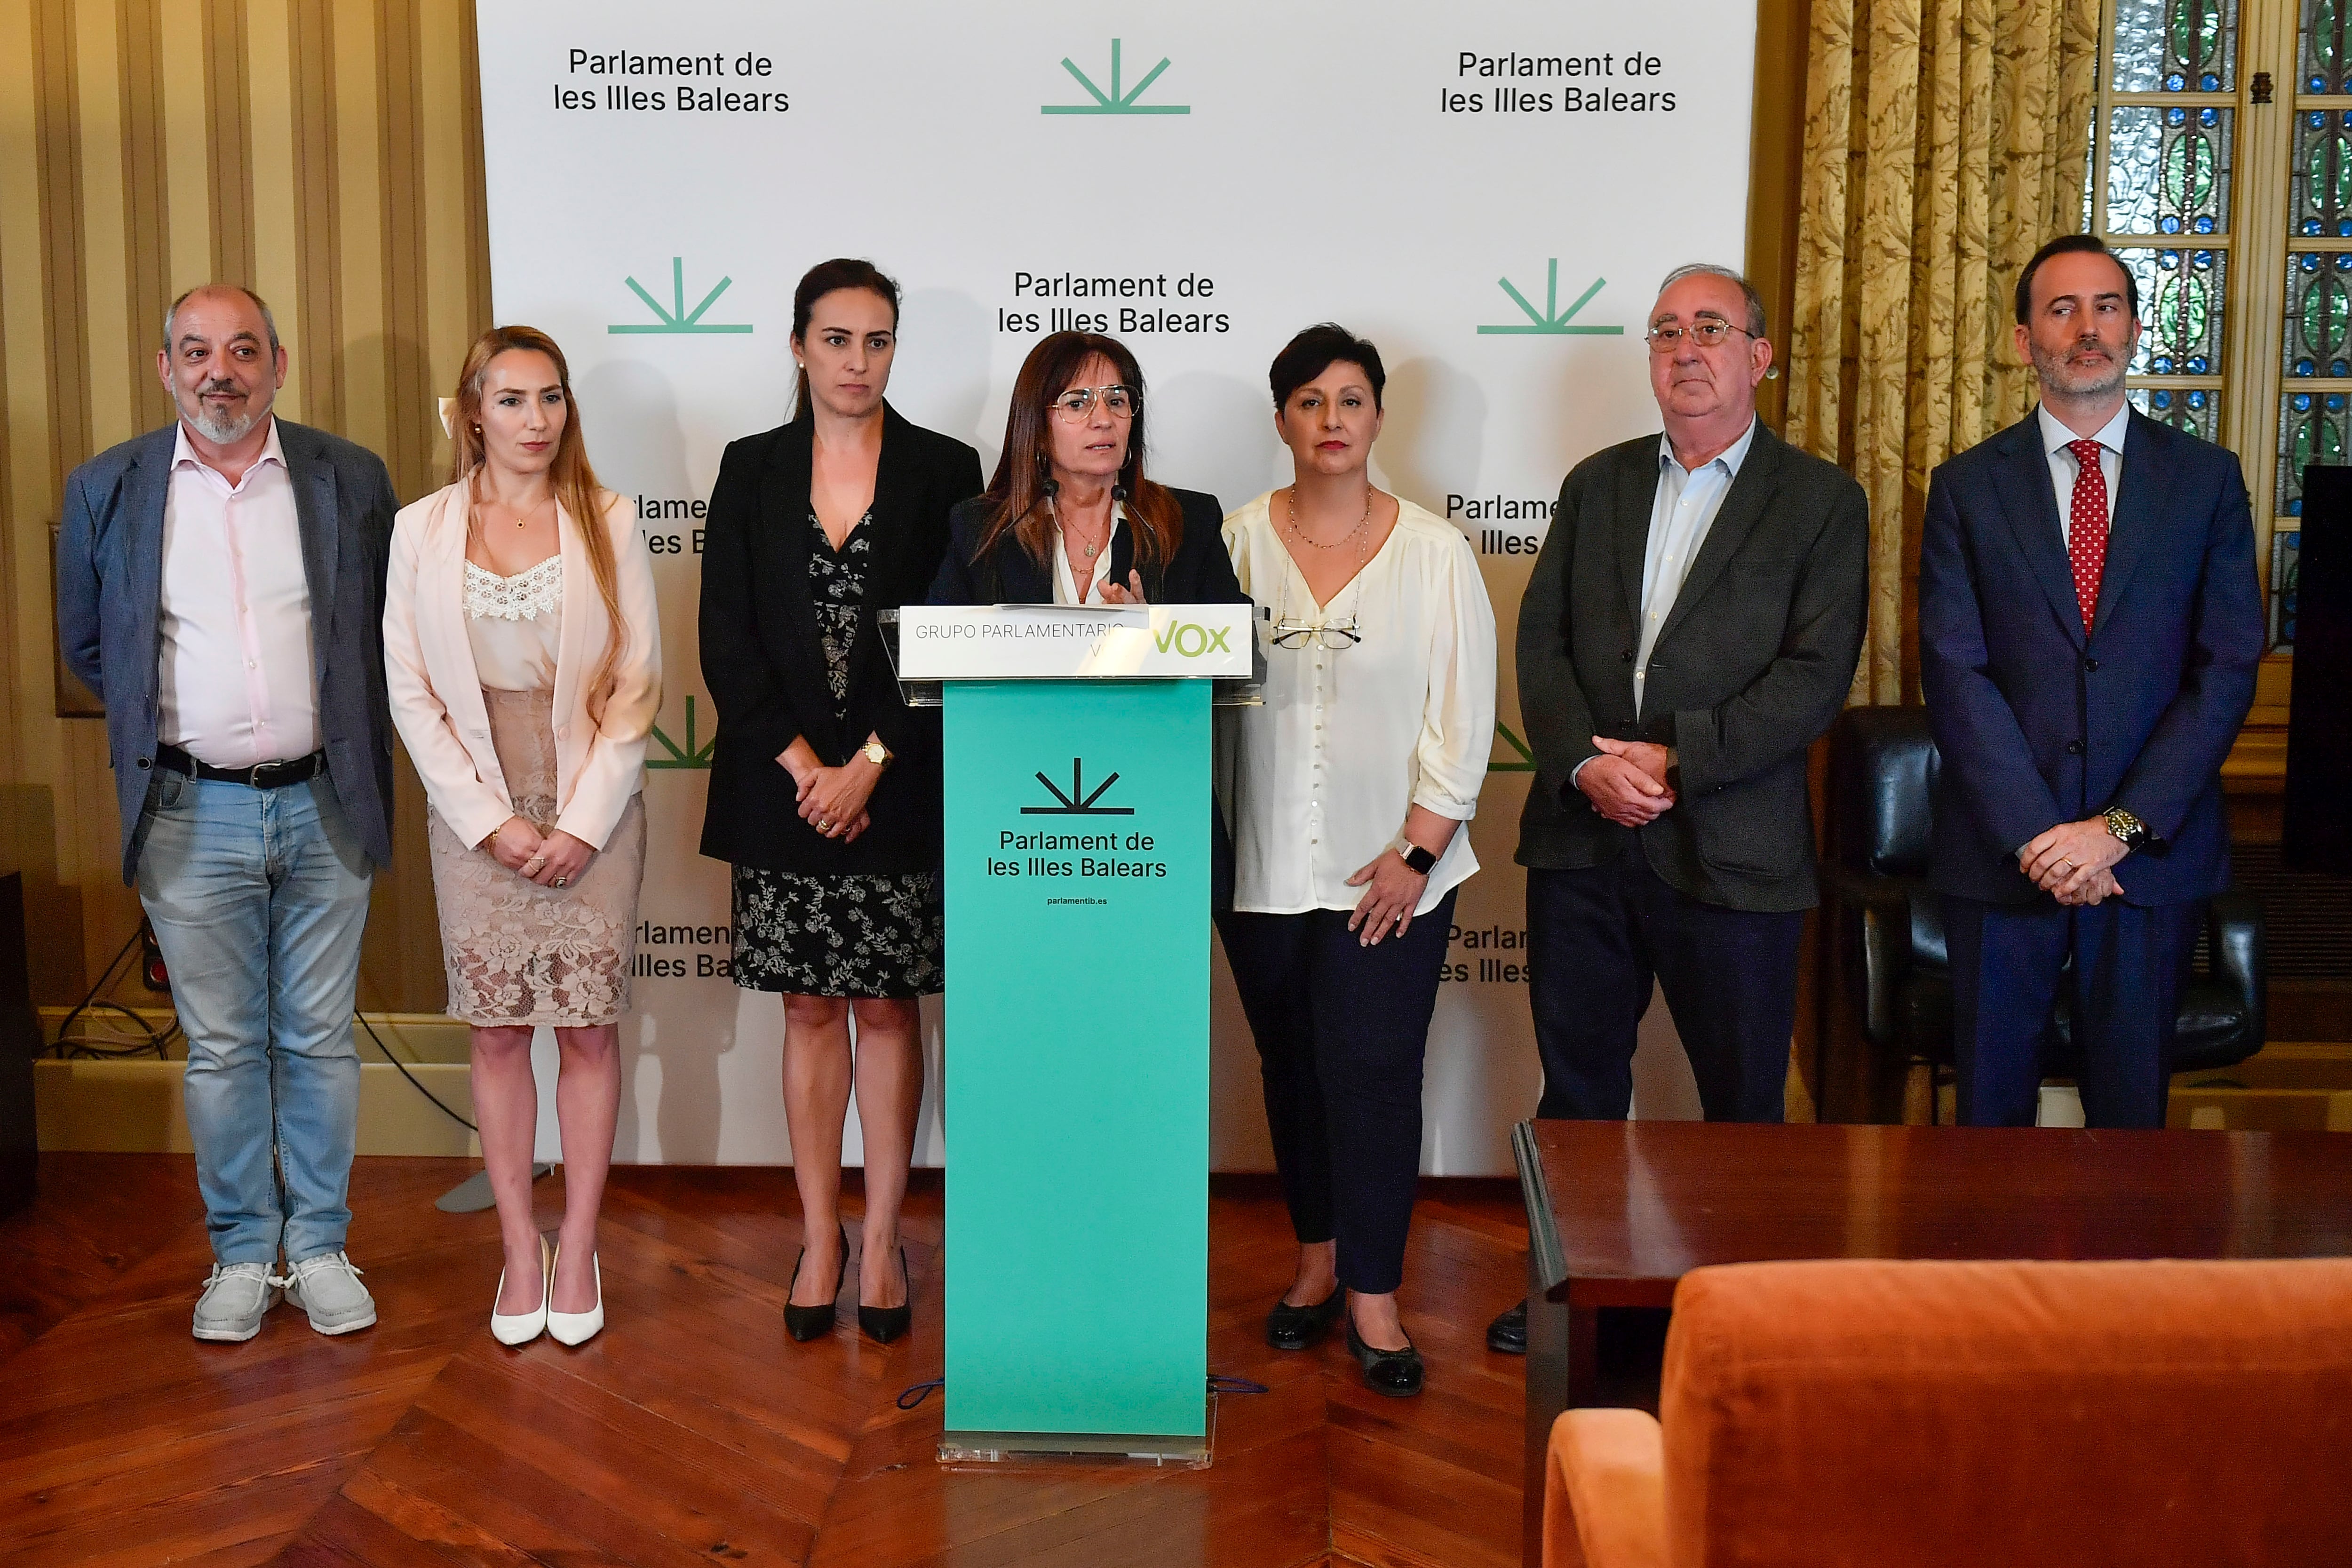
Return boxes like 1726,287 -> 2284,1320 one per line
1270,616 -> 1361,652
1644,318 -> 1761,352
1050,384 -> 1138,420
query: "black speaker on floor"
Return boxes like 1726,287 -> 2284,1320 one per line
0,872 -> 38,1215
2286,467 -> 2352,875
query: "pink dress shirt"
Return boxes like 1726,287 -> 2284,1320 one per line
156,419 -> 322,767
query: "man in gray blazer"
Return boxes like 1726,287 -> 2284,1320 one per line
1488,264 -> 1868,1353
56,285 -> 398,1342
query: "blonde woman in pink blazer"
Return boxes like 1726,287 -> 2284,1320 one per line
383,326 -> 660,1348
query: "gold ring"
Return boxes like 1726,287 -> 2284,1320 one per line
817,818 -> 833,832
552,876 -> 567,889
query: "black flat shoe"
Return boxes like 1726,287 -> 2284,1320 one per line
858,1245 -> 912,1345
1265,1288 -> 1345,1351
1487,1299 -> 1528,1355
1346,1316 -> 1424,1398
785,1222 -> 847,1342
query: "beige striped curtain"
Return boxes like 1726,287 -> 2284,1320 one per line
1784,0 -> 2102,703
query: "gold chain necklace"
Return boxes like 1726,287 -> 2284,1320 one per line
1283,486 -> 1372,563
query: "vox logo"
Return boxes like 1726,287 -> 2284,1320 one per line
1153,620 -> 1232,657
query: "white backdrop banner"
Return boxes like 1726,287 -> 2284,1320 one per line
474,0 -> 1756,1172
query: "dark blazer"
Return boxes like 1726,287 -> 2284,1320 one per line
54,419 -> 398,884
697,404 -> 982,875
926,486 -> 1245,607
1515,422 -> 1869,912
1918,408 -> 2262,907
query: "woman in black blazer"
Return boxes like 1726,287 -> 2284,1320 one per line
928,331 -> 1245,607
699,259 -> 981,1345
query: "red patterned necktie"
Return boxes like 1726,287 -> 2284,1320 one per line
2065,438 -> 2110,631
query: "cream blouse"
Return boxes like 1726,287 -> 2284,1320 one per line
462,555 -> 562,693
1221,492 -> 1497,915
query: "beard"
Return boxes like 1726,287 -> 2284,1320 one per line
178,380 -> 268,445
2032,338 -> 2128,401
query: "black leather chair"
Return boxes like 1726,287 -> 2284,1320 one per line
1815,707 -> 2266,1124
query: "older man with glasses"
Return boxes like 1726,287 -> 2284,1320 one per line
1486,263 -> 1869,1354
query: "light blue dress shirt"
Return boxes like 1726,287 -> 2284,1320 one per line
1635,418 -> 1757,716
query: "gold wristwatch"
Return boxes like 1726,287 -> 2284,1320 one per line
2103,806 -> 2151,852
861,737 -> 893,769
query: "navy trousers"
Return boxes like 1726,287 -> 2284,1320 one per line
1526,853 -> 1804,1123
1216,890 -> 1456,1296
1944,893 -> 2201,1129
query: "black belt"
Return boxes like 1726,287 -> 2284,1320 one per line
155,745 -> 324,789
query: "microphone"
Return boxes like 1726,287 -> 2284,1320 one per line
1111,483 -> 1129,501
1039,478 -> 1060,498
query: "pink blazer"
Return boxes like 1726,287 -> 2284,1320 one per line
383,480 -> 662,850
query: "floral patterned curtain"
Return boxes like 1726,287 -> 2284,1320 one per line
1785,0 -> 2103,702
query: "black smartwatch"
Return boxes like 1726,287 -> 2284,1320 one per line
1397,841 -> 1438,876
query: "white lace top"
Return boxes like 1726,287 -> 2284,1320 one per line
463,555 -> 562,692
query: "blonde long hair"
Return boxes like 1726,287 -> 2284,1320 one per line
447,326 -> 628,716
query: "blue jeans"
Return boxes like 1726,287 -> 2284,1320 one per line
135,766 -> 373,1264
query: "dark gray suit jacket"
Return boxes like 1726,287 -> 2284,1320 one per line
55,419 -> 400,883
1514,422 -> 1869,912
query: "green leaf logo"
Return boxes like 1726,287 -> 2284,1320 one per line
646,695 -> 716,770
1043,39 -> 1188,115
1489,722 -> 1537,774
609,258 -> 753,335
1478,262 -> 1624,336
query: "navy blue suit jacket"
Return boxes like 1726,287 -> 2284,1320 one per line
1918,408 -> 2263,907
55,420 -> 400,883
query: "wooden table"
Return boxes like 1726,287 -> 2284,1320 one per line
1511,1119 -> 2352,1564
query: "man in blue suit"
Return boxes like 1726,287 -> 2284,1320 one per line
1920,236 -> 2264,1128
56,285 -> 398,1339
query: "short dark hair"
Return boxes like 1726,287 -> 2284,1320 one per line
2014,235 -> 2137,326
1268,323 -> 1385,411
789,257 -> 901,415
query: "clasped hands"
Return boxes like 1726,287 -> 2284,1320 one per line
2019,819 -> 2127,906
488,815 -> 592,886
1577,736 -> 1677,827
779,737 -> 877,842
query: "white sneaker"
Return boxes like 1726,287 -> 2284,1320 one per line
492,1235 -> 551,1346
192,1261 -> 280,1342
281,1250 -> 378,1336
546,1243 -> 604,1346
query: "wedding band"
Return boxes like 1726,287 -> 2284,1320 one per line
818,817 -> 833,831
2059,858 -> 2075,871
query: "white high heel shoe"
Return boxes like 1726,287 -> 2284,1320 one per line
547,1243 -> 604,1346
491,1235 -> 550,1346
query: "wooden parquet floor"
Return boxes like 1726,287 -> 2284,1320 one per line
0,1156 -> 1530,1568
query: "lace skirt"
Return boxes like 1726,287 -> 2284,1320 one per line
426,688 -> 646,1026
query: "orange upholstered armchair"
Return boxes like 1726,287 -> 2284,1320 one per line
1544,1258 -> 2352,1568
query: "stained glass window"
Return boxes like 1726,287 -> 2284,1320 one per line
2114,0 -> 2241,92
2117,247 -> 2228,374
2302,0 -> 2351,93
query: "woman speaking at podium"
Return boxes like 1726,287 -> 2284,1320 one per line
699,259 -> 983,1345
385,326 -> 663,1348
926,331 -> 1243,607
1216,325 -> 1496,1398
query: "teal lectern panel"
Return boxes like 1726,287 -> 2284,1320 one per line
942,679 -> 1210,1446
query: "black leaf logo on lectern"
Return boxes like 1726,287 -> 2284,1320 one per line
1022,757 -> 1134,815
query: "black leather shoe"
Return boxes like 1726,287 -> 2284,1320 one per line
1487,1299 -> 1528,1355
1346,1315 -> 1424,1397
1265,1288 -> 1345,1351
858,1246 -> 913,1345
785,1222 -> 847,1342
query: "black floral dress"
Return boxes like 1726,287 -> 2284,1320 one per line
730,512 -> 945,998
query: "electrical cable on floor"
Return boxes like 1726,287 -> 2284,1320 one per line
51,922 -> 179,1060
353,1010 -> 477,1133
898,1374 -> 1271,1410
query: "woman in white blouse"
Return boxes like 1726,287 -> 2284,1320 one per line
384,326 -> 661,1349
1219,324 -> 1496,1398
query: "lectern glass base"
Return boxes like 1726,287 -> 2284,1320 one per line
939,1396 -> 1215,1469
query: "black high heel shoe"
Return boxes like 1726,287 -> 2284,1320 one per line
858,1245 -> 912,1345
1265,1288 -> 1345,1351
1346,1313 -> 1425,1398
785,1222 -> 847,1342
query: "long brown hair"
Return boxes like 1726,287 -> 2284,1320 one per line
447,325 -> 629,716
973,332 -> 1182,571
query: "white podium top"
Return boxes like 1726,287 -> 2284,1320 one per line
896,604 -> 1254,680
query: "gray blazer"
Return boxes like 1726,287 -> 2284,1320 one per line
1514,423 -> 1869,912
55,419 -> 399,883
